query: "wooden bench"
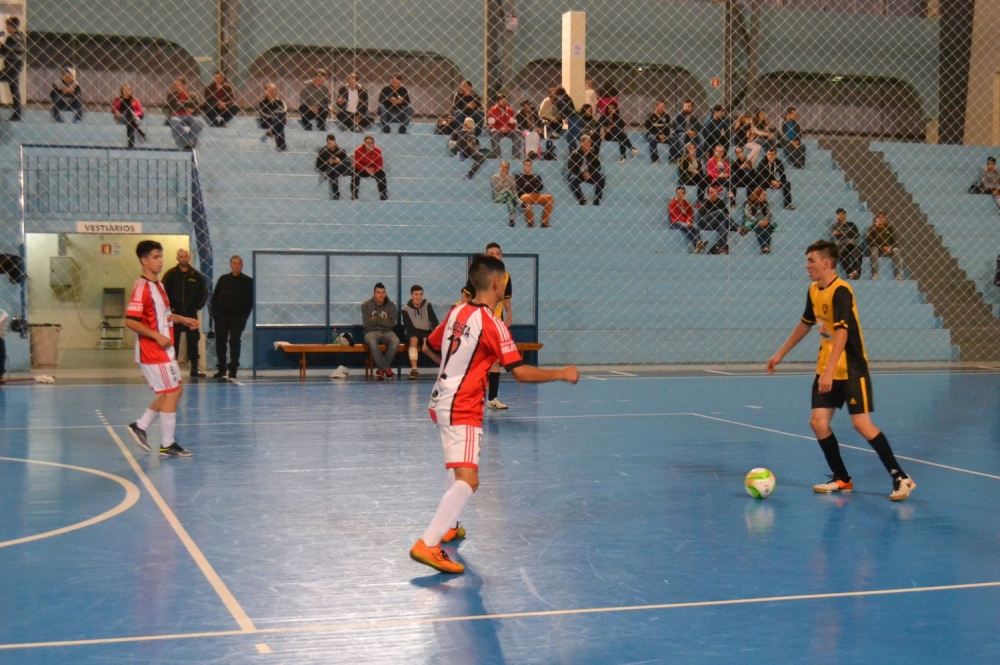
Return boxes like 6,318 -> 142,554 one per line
278,341 -> 543,380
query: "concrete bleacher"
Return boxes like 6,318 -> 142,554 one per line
0,111 -> 954,366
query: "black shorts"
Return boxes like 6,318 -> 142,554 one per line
407,331 -> 430,346
811,375 -> 874,415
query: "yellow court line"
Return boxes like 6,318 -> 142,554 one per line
0,457 -> 141,549
2,579 -> 999,651
103,424 -> 258,633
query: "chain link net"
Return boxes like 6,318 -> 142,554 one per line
2,0 -> 997,371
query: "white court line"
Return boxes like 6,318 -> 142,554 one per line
582,375 -> 608,381
689,413 -> 1000,481
744,405 -> 763,410
609,370 -> 638,377
224,377 -> 246,386
704,369 -> 734,375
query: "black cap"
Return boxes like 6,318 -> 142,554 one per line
835,207 -> 846,214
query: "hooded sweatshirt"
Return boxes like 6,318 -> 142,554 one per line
402,299 -> 439,337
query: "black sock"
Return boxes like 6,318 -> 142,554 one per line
817,433 -> 851,481
867,432 -> 904,477
488,371 -> 499,401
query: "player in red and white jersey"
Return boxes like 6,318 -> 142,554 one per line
125,240 -> 200,457
409,253 -> 578,574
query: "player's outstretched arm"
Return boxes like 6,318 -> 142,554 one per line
767,322 -> 811,374
510,364 -> 579,384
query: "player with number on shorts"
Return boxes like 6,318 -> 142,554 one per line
409,253 -> 579,574
125,240 -> 199,457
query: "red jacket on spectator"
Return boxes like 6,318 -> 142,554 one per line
354,144 -> 384,172
487,104 -> 517,132
669,198 -> 694,226
706,156 -> 730,182
112,97 -> 144,118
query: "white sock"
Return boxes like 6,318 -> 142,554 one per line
136,408 -> 159,430
445,468 -> 456,491
160,412 -> 177,447
421,480 -> 473,547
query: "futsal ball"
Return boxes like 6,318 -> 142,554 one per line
744,468 -> 776,499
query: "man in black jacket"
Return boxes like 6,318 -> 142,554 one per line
335,75 -> 371,131
211,256 -> 254,379
755,148 -> 796,210
0,17 -> 25,121
567,136 -> 605,206
643,101 -> 671,164
162,249 -> 209,377
378,75 -> 413,134
315,134 -> 351,199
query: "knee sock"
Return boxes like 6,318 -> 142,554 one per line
867,431 -> 904,477
817,432 -> 851,481
421,480 -> 474,547
137,408 -> 159,431
445,468 -> 456,491
488,371 -> 500,401
160,412 -> 177,447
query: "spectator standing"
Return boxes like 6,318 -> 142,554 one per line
781,107 -> 806,168
452,80 -> 484,136
567,136 -> 605,205
734,113 -> 760,165
491,161 -> 519,226
678,142 -> 707,201
643,100 -> 672,164
0,17 -> 25,121
538,87 -> 562,135
315,133 -> 351,200
864,211 -> 904,280
257,83 -> 287,152
970,156 -> 1000,212
671,100 -> 702,162
402,285 -> 439,380
596,85 -> 619,117
162,248 -> 209,378
455,117 -> 486,181
516,157 -> 553,228
755,147 -> 796,210
830,207 -> 862,279
599,101 -> 639,163
164,78 -> 203,150
112,84 -> 147,148
669,186 -> 707,253
211,256 -> 254,379
352,135 -> 389,200
741,187 -> 776,254
299,69 -> 332,131
554,87 -> 579,147
699,186 -> 733,254
378,75 -> 413,134
583,78 -> 598,110
335,74 -> 371,131
202,71 -> 239,128
50,68 -> 84,123
487,94 -> 522,159
361,282 -> 399,380
702,106 -> 730,157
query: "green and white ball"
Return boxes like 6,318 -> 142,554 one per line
744,468 -> 776,499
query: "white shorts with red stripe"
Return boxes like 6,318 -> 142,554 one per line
439,424 -> 482,470
140,360 -> 183,394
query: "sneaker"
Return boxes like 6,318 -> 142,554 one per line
895,275 -> 905,281
617,157 -> 627,164
214,370 -> 226,378
630,147 -> 640,156
813,476 -> 853,493
260,132 -> 269,143
399,126 -> 407,134
849,271 -> 860,279
694,240 -> 708,254
871,275 -> 879,281
487,397 -> 508,410
410,539 -> 465,574
160,442 -> 193,457
508,216 -> 516,227
761,246 -> 771,255
890,475 -> 916,501
409,368 -> 419,380
376,369 -> 385,381
785,204 -> 797,211
384,368 -> 395,379
442,522 -> 466,543
464,173 -> 475,181
128,422 -> 151,452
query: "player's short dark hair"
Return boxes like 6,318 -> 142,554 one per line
468,254 -> 506,293
136,240 -> 162,259
806,239 -> 839,266
374,282 -> 386,291
485,241 -> 502,253
6,17 -> 19,29
410,284 -> 423,293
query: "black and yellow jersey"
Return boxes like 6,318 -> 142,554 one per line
801,277 -> 869,379
493,272 -> 512,321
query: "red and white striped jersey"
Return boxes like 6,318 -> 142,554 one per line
427,303 -> 523,427
126,277 -> 175,364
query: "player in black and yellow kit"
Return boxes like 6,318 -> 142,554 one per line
767,240 -> 915,501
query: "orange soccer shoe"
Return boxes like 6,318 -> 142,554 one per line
441,522 -> 466,544
410,539 -> 465,574
813,477 -> 853,494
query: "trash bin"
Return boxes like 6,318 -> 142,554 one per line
29,324 -> 61,368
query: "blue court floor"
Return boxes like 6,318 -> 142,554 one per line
1,368 -> 999,663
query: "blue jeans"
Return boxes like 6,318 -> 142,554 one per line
698,209 -> 732,251
568,173 -> 606,204
364,330 -> 399,371
379,104 -> 413,130
644,133 -> 669,162
168,115 -> 203,148
50,92 -> 83,122
671,221 -> 702,248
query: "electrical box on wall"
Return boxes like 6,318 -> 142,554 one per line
50,256 -> 75,287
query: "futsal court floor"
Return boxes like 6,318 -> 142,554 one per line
1,366 -> 999,663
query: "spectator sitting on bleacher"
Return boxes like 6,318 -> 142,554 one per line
864,211 -> 904,280
202,71 -> 239,128
731,145 -> 755,197
299,69 -> 331,131
741,187 -> 776,254
669,186 -> 707,254
336,74 -> 372,132
643,100 -> 671,164
700,186 -> 733,255
491,160 -> 519,226
734,113 -> 759,165
670,100 -> 702,162
596,85 -> 619,117
706,144 -> 734,204
452,80 -> 484,136
755,147 -> 796,210
516,100 -> 539,138
164,78 -> 203,150
257,83 -> 287,152
316,133 -> 351,200
50,68 -> 83,123
781,107 -> 806,168
599,102 -> 639,163
555,87 -> 579,145
516,157 -> 553,228
538,87 -> 562,136
402,285 -> 439,380
830,207 -> 861,279
702,106 -> 730,159
112,84 -> 147,148
455,118 -> 486,181
487,94 -> 522,159
567,136 -> 605,206
352,135 -> 388,200
678,142 -> 706,201
378,74 -> 413,134
361,282 -> 399,380
969,156 -> 1000,212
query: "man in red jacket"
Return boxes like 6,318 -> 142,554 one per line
487,94 -> 522,159
669,186 -> 707,254
351,135 -> 388,200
